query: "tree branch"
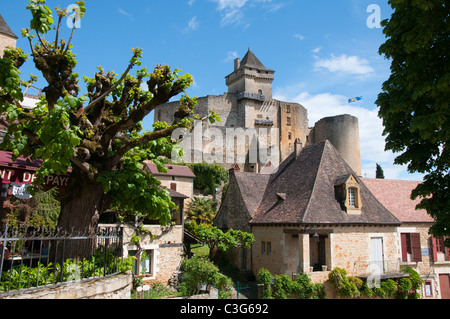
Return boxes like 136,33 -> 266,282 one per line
54,15 -> 63,52
63,23 -> 76,56
76,61 -> 135,119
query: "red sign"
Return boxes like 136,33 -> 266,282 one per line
0,167 -> 69,188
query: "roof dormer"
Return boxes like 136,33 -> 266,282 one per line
335,173 -> 362,215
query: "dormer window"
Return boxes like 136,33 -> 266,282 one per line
348,187 -> 358,208
335,174 -> 362,215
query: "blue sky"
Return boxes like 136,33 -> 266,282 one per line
2,0 -> 424,180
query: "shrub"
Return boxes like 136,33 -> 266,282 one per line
328,266 -> 424,299
257,269 -> 324,299
381,279 -> 397,298
257,268 -> 273,299
397,278 -> 413,299
178,256 -> 232,298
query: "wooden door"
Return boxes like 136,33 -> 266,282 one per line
439,274 -> 450,299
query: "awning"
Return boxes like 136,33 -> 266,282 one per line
0,150 -> 69,188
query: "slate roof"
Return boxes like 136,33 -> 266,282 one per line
362,178 -> 433,223
232,171 -> 270,217
239,48 -> 274,72
0,14 -> 18,39
247,141 -> 401,226
143,161 -> 196,178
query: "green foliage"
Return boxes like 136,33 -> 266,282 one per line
178,256 -> 233,298
6,188 -> 61,230
256,268 -> 273,299
257,268 -> 325,299
0,254 -> 134,293
186,221 -> 254,263
185,197 -> 216,224
376,0 -> 450,240
26,0 -> 54,34
376,163 -> 385,179
187,163 -> 228,195
328,267 -> 424,299
0,1 -> 198,232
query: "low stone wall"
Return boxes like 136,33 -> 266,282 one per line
1,272 -> 132,299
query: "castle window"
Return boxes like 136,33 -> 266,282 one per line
286,105 -> 291,113
287,117 -> 291,126
288,132 -> 292,140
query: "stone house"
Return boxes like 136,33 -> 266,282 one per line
143,161 -> 195,204
363,178 -> 450,299
216,140 -> 402,285
216,139 -> 450,298
100,187 -> 189,286
115,163 -> 195,286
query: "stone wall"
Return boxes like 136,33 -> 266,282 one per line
251,225 -> 399,279
0,34 -> 16,58
120,224 -> 184,286
398,223 -> 450,299
2,273 -> 132,299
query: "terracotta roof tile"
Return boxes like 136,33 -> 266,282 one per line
362,178 -> 433,223
143,161 -> 195,178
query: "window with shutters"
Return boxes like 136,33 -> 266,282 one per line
431,236 -> 450,262
400,233 -> 422,262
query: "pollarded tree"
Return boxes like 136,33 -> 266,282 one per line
376,0 -> 450,242
0,1 -> 203,243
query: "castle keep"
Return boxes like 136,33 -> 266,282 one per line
155,48 -> 361,175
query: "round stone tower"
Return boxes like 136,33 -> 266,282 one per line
310,114 -> 361,176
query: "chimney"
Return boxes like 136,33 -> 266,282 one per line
294,138 -> 303,158
234,58 -> 240,71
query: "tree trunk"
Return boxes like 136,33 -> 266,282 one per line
51,168 -> 110,262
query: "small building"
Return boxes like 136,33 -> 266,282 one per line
363,178 -> 450,299
114,188 -> 189,286
143,161 -> 195,204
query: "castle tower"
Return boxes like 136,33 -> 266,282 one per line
225,48 -> 275,101
0,14 -> 18,57
309,114 -> 362,176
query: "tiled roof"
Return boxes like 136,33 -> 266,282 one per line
248,141 -> 401,226
239,48 -> 274,72
143,161 -> 196,178
0,14 -> 18,39
233,171 -> 270,217
166,188 -> 189,199
362,178 -> 433,223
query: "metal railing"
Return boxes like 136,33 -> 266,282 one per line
1,224 -> 123,297
351,259 -> 403,277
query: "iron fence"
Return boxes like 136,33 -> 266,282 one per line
0,224 -> 123,297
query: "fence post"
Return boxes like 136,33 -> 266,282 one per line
0,224 -> 7,275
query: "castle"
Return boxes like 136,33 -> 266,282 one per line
155,48 -> 361,175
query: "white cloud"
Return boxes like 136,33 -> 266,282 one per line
118,8 -> 134,21
223,51 -> 239,62
273,88 -> 422,180
314,54 -> 374,76
212,0 -> 283,26
215,0 -> 249,10
183,16 -> 200,32
294,34 -> 305,40
312,47 -> 322,53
